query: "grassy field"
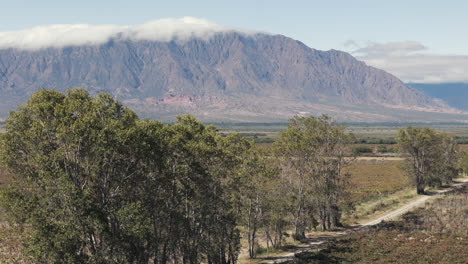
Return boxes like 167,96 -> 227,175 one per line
293,185 -> 468,264
343,160 -> 408,202
218,122 -> 468,137
341,159 -> 412,225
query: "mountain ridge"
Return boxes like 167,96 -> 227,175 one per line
0,32 -> 465,122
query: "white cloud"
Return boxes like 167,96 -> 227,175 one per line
0,17 -> 256,50
350,41 -> 468,83
353,41 -> 427,57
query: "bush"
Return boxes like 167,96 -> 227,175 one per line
352,146 -> 373,155
377,145 -> 395,153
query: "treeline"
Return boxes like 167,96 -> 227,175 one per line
353,137 -> 397,144
222,133 -> 275,143
351,145 -> 395,155
0,89 -> 464,263
0,89 -> 352,263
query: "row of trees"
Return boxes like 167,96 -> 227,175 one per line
0,89 -> 352,263
2,89 -> 462,263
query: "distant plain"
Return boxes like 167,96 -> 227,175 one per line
217,122 -> 468,138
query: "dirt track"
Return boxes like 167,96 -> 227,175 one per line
258,178 -> 468,264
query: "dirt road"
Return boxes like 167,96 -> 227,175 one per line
257,178 -> 468,264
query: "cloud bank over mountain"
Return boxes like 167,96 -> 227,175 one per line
3,17 -> 466,85
350,41 -> 468,83
0,17 -> 256,50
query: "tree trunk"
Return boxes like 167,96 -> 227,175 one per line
416,175 -> 425,194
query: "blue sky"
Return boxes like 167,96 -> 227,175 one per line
0,0 -> 467,83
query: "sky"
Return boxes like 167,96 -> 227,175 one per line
0,0 -> 467,83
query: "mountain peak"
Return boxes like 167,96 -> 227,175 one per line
0,31 -> 465,122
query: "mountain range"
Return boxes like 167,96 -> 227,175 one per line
0,32 -> 466,122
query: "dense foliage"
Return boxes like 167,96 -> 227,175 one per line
0,89 -> 356,262
0,89 -> 249,263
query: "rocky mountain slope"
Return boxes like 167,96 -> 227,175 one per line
0,32 -> 465,122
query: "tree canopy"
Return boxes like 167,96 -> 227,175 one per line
273,115 -> 351,239
398,127 -> 458,194
0,89 -> 358,263
0,89 -> 249,264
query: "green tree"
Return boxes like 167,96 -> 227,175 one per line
398,127 -> 457,194
235,146 -> 282,258
273,115 -> 351,238
164,115 -> 242,264
0,89 -> 143,263
0,90 -> 244,264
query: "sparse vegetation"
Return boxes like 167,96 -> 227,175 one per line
291,186 -> 468,264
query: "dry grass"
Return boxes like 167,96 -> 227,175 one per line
295,230 -> 468,264
403,185 -> 468,234
458,144 -> 468,151
345,187 -> 416,225
293,185 -> 468,264
0,223 -> 26,264
341,159 -> 412,225
344,160 -> 409,202
237,226 -> 308,263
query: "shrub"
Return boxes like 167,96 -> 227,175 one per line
352,146 -> 373,155
377,145 -> 395,153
